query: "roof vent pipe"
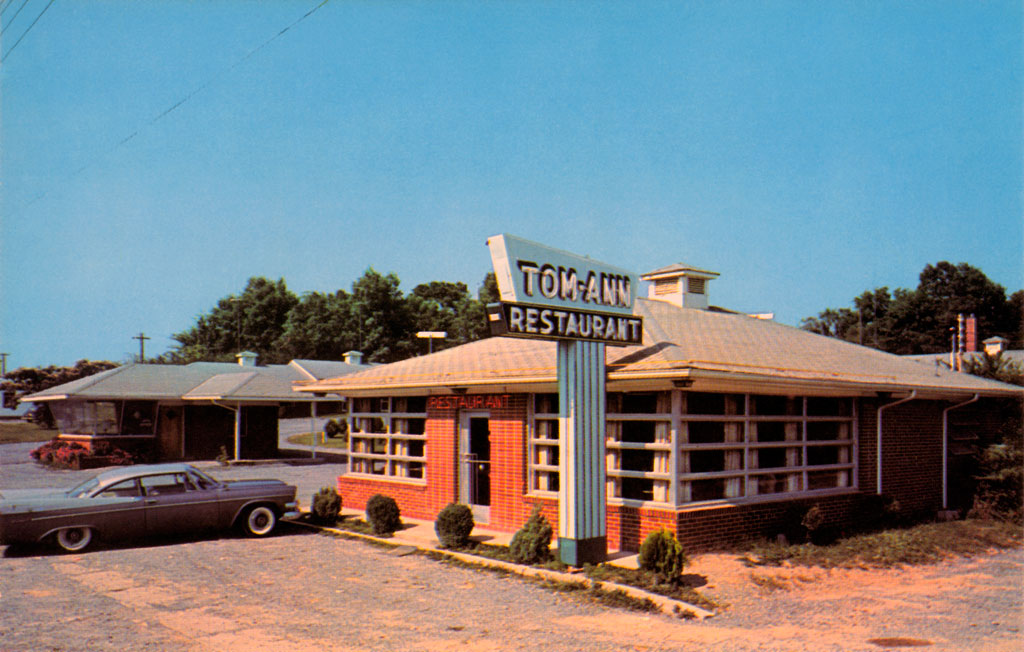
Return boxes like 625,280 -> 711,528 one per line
876,390 -> 917,495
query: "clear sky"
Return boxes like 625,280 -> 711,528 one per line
2,0 -> 1021,370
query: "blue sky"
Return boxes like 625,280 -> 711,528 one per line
2,0 -> 1021,369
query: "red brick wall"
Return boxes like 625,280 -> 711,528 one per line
335,393 -> 996,552
858,398 -> 945,516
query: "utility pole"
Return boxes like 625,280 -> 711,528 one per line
0,352 -> 8,377
133,333 -> 151,363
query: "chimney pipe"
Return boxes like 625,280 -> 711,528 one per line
965,314 -> 977,353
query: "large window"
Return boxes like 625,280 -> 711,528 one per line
529,394 -> 560,494
526,390 -> 857,506
50,400 -> 158,436
347,396 -> 427,481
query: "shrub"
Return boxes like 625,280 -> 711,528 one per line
30,439 -> 90,468
801,504 -> 837,545
435,503 -> 475,548
638,527 -> 688,584
509,506 -> 554,564
855,493 -> 903,533
311,487 -> 342,525
969,442 -> 1023,524
366,494 -> 401,535
324,418 -> 348,443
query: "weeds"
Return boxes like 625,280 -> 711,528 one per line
741,518 -> 1021,569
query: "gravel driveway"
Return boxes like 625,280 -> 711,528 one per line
2,444 -> 1021,651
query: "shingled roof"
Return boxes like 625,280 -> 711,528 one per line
300,298 -> 1022,399
24,358 -> 371,403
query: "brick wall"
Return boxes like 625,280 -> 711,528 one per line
858,398 -> 945,517
335,392 -> 999,553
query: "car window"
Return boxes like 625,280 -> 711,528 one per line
187,469 -> 218,490
140,473 -> 188,496
97,479 -> 140,498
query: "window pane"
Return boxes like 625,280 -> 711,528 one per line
686,421 -> 725,444
807,422 -> 842,440
690,478 -> 726,501
621,477 -> 655,501
807,397 -> 851,417
620,420 -> 656,443
535,394 -> 559,414
808,446 -> 841,466
752,395 -> 798,416
621,449 -> 656,473
122,401 -> 157,434
690,449 -> 726,473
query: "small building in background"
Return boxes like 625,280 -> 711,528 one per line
23,352 -> 370,461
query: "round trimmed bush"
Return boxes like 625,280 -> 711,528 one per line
637,527 -> 688,584
366,494 -> 401,535
311,487 -> 342,525
435,503 -> 475,548
509,506 -> 554,564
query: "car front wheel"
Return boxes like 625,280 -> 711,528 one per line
242,506 -> 277,537
55,526 -> 93,552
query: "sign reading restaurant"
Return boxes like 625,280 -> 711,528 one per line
486,234 -> 642,345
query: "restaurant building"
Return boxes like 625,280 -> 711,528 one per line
298,265 -> 1021,551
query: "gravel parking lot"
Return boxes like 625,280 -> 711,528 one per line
2,444 -> 1022,651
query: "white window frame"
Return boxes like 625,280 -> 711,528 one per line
346,396 -> 428,484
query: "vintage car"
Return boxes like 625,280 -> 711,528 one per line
0,462 -> 298,552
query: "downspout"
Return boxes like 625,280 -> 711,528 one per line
942,393 -> 979,510
211,401 -> 241,461
876,390 -> 917,495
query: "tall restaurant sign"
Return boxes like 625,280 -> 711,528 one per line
486,234 -> 642,345
488,234 -> 641,566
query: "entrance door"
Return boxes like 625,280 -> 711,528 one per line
459,412 -> 491,523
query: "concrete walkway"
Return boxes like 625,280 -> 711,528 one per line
300,507 -> 718,620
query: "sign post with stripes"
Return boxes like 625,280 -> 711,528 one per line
487,234 -> 640,565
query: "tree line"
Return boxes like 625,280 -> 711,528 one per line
165,268 -> 500,365
800,261 -> 1022,356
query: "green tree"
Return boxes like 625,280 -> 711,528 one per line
171,277 -> 298,363
802,262 -> 1020,355
349,268 -> 415,363
1,360 -> 119,425
408,280 -> 491,353
276,290 -> 357,361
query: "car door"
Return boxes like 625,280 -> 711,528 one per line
89,478 -> 147,539
140,473 -> 219,536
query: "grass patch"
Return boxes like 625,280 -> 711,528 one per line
0,422 -> 57,444
443,540 -> 718,611
740,518 -> 1022,569
581,562 -> 720,611
286,433 -> 348,449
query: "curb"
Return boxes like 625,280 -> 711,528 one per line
290,519 -> 715,620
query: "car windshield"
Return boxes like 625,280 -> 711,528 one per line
66,477 -> 100,498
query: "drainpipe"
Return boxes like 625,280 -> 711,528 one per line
309,400 -> 318,460
876,390 -> 917,495
942,393 -> 979,510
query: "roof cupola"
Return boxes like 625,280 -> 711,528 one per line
641,263 -> 720,309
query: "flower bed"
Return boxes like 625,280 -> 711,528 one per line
30,438 -> 136,469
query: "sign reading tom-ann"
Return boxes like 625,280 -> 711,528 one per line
486,234 -> 642,346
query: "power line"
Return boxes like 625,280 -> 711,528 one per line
0,0 -> 30,35
7,0 -> 331,214
1,0 -> 55,64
